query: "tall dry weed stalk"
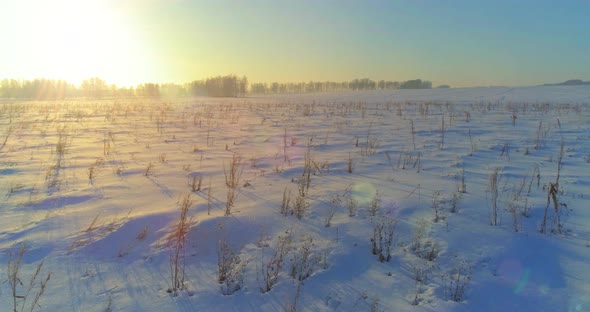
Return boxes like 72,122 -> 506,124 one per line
168,194 -> 193,295
7,243 -> 51,312
541,141 -> 565,234
488,168 -> 500,226
224,153 -> 243,215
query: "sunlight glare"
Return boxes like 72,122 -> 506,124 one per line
6,0 -> 157,86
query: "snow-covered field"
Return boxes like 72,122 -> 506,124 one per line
1,86 -> 590,312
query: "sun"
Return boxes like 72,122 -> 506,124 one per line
1,0 -> 159,87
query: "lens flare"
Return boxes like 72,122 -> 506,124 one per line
351,182 -> 375,205
497,259 -> 532,294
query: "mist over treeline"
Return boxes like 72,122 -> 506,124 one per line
0,75 -> 434,100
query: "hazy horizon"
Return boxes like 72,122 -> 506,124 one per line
1,0 -> 589,88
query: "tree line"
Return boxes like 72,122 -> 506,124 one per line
250,78 -> 432,94
0,76 -> 435,100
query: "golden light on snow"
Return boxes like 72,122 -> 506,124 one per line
2,88 -> 590,310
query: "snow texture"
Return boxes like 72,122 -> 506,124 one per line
1,86 -> 590,311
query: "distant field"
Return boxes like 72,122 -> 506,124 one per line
1,86 -> 590,312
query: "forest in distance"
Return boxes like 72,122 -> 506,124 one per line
0,75 -> 436,100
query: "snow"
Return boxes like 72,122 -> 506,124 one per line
1,86 -> 590,312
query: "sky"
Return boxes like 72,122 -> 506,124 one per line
0,0 -> 589,87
